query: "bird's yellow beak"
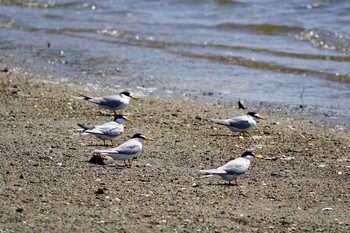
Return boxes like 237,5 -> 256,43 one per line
131,95 -> 138,100
125,117 -> 132,122
144,137 -> 153,141
254,154 -> 263,159
257,115 -> 265,120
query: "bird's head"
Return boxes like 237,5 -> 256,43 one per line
120,91 -> 138,100
241,151 -> 263,160
113,114 -> 132,124
131,133 -> 153,141
247,112 -> 265,120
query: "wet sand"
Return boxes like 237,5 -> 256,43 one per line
0,70 -> 350,232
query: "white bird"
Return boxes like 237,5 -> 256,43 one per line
208,112 -> 265,135
76,91 -> 138,115
198,151 -> 263,185
77,114 -> 130,145
94,133 -> 153,167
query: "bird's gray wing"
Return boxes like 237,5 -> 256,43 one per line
85,127 -> 104,135
114,141 -> 141,155
77,123 -> 93,131
207,118 -> 231,126
227,118 -> 251,129
77,93 -> 105,105
221,159 -> 248,175
95,122 -> 123,134
103,127 -> 123,137
198,168 -> 227,175
94,142 -> 140,155
99,96 -> 123,108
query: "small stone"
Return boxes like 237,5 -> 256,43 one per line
89,153 -> 114,165
265,157 -> 277,160
282,157 -> 295,161
16,208 -> 24,213
96,188 -> 105,194
0,67 -> 9,72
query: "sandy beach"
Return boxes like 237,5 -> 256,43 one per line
1,69 -> 350,232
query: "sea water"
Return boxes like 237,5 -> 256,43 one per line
1,0 -> 350,122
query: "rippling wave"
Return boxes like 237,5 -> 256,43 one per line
216,23 -> 303,35
96,26 -> 350,83
296,29 -> 350,53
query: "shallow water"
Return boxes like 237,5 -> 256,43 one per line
1,0 -> 350,121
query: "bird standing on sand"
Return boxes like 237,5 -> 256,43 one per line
94,133 -> 153,167
77,114 -> 131,145
198,151 -> 263,185
76,91 -> 138,115
208,112 -> 265,135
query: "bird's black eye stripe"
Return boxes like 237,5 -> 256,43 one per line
241,151 -> 255,157
247,112 -> 257,117
131,133 -> 145,139
120,91 -> 131,96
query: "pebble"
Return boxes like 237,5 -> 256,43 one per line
281,157 -> 295,161
96,188 -> 105,194
89,154 -> 114,165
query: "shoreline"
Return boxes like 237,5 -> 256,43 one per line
1,69 -> 350,232
1,55 -> 349,126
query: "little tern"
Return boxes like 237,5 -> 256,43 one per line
208,112 -> 265,135
77,114 -> 130,145
198,151 -> 263,185
77,91 -> 138,115
94,133 -> 153,167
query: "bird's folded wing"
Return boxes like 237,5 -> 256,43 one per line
77,123 -> 92,130
100,96 -> 122,106
76,93 -> 92,100
86,127 -> 104,135
105,127 -> 123,135
94,149 -> 119,155
198,168 -> 227,175
85,96 -> 104,104
221,161 -> 248,175
207,118 -> 230,126
228,119 -> 251,129
114,144 -> 141,155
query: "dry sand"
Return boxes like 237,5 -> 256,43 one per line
0,70 -> 350,232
